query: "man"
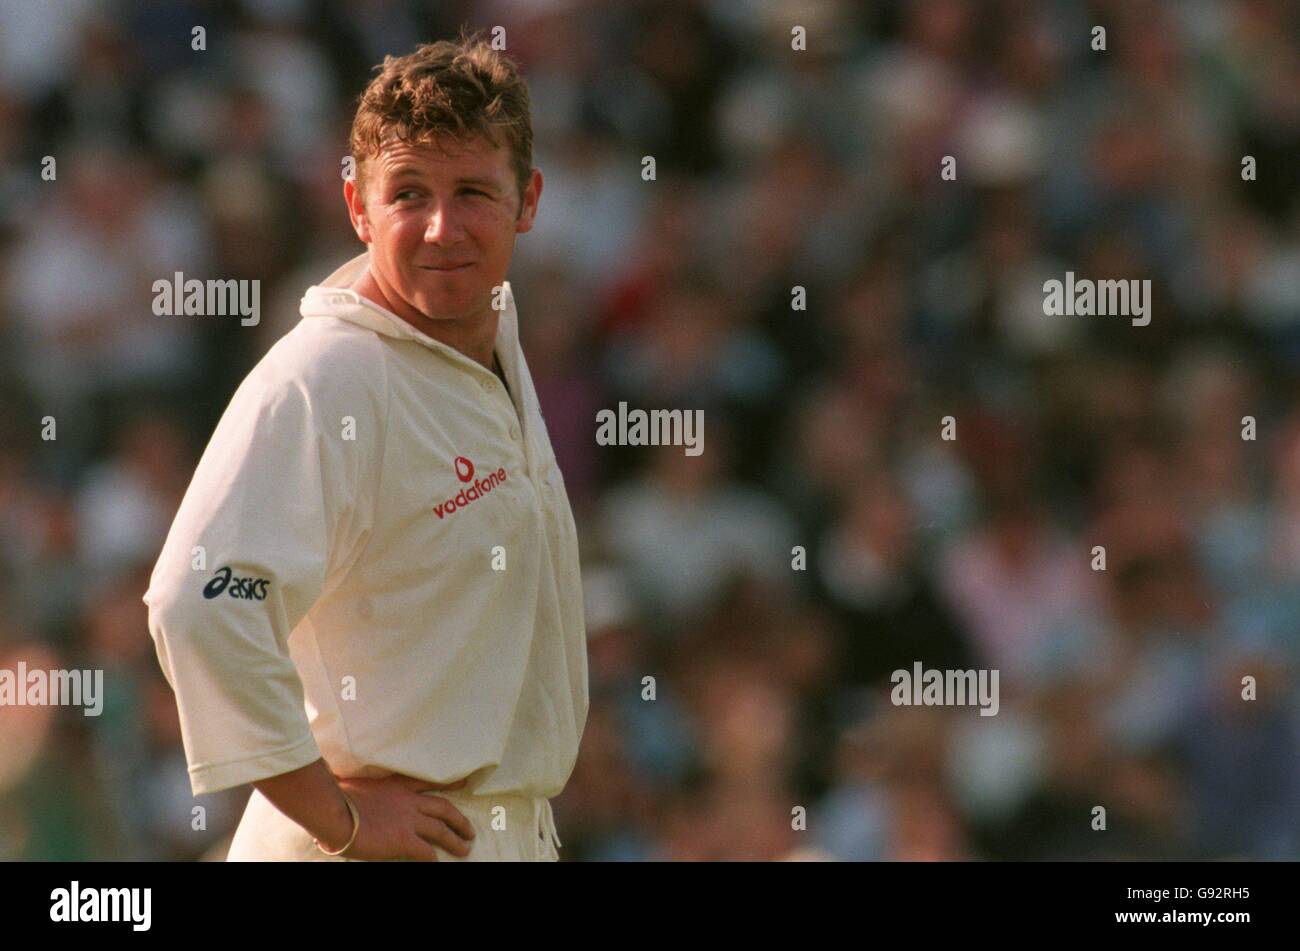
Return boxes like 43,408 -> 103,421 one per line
143,34 -> 589,861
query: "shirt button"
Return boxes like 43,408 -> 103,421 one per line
480,379 -> 493,392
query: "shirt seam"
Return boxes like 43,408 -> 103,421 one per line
299,612 -> 359,766
340,331 -> 390,578
314,335 -> 386,770
188,733 -> 318,775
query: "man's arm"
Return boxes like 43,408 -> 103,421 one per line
145,350 -> 475,859
254,759 -> 477,860
254,759 -> 356,852
144,375 -> 345,794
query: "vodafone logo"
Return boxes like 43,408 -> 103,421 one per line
434,456 -> 507,519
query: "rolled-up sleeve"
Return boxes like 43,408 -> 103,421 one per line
144,356 -> 371,795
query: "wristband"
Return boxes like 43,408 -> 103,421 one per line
314,790 -> 360,857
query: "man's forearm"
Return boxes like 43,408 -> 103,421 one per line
252,758 -> 354,852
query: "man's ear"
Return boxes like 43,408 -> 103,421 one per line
514,168 -> 543,234
344,175 -> 372,244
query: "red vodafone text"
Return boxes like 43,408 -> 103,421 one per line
434,466 -> 507,518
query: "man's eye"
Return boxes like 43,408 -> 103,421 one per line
462,189 -> 489,198
395,189 -> 420,201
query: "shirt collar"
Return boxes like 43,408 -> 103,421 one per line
299,250 -> 523,396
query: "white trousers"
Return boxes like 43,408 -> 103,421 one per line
226,787 -> 562,862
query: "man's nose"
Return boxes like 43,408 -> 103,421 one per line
424,202 -> 465,243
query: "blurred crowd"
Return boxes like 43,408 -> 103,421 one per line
1,0 -> 1299,861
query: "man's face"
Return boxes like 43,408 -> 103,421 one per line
344,133 -> 541,325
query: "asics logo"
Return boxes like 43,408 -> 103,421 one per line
202,565 -> 271,601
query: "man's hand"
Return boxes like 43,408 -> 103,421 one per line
334,773 -> 476,861
252,760 -> 476,862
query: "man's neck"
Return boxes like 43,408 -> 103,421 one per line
348,266 -> 499,371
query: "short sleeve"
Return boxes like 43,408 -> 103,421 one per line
143,344 -> 378,794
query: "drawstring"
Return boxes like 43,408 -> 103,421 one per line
531,797 -> 562,860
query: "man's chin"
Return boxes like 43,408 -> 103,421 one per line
411,290 -> 484,322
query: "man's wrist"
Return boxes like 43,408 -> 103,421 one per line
314,786 -> 359,854
251,760 -> 361,855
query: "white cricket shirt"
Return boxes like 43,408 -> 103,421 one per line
143,251 -> 589,811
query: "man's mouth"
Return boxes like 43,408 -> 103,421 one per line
419,263 -> 473,272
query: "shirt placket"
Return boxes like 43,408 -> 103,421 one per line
476,368 -> 532,474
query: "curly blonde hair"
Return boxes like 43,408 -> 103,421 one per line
349,29 -> 534,214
